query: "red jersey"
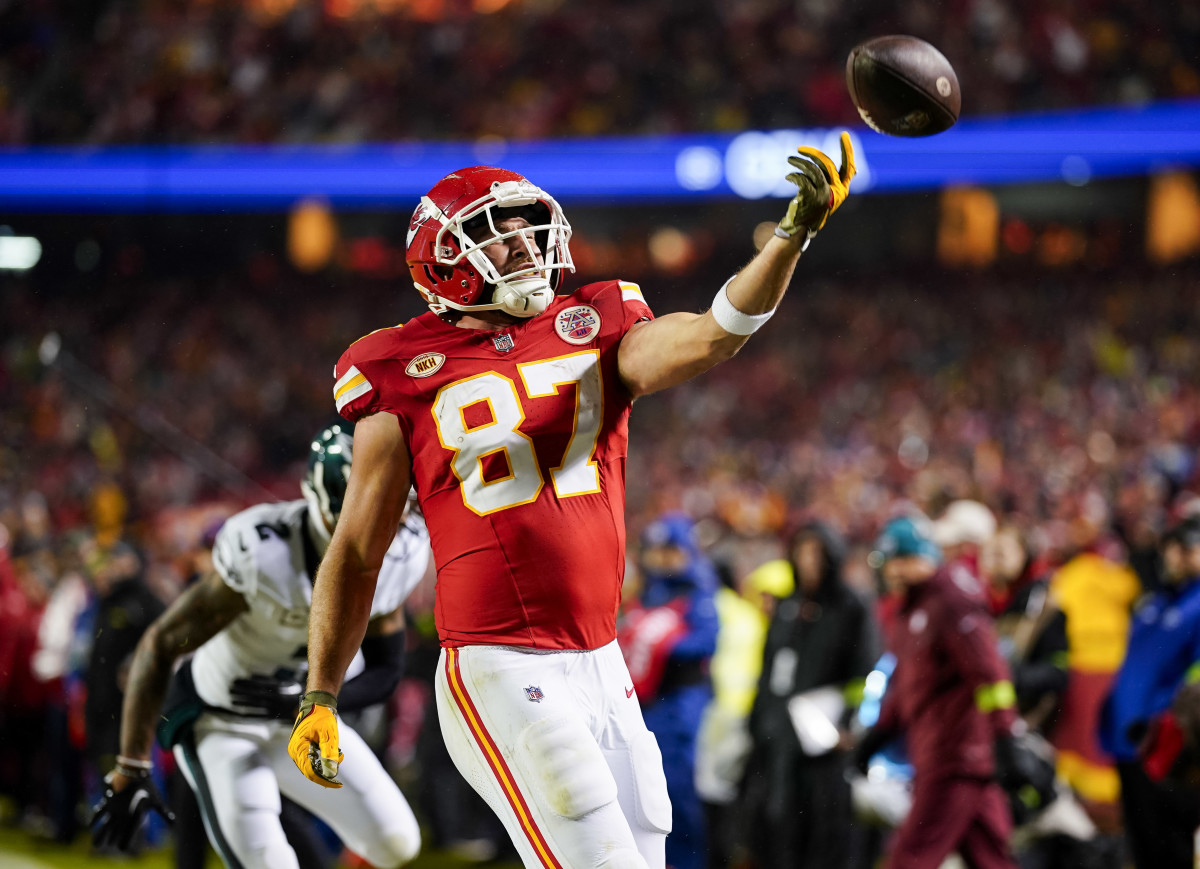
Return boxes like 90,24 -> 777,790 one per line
334,280 -> 653,650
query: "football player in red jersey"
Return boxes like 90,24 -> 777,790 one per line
290,138 -> 856,869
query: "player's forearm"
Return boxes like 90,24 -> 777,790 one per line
306,540 -> 379,695
723,232 -> 805,315
119,628 -> 178,762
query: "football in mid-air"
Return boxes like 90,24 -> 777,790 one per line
846,35 -> 961,137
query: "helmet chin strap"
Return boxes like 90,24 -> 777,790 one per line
492,275 -> 554,318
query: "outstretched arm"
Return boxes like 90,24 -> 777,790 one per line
618,133 -> 856,398
305,410 -> 412,696
116,572 -> 247,778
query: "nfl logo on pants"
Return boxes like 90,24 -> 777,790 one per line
524,685 -> 544,703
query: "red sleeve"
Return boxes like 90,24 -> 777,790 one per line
574,279 -> 654,335
332,326 -> 408,423
936,591 -> 1018,735
612,280 -> 654,331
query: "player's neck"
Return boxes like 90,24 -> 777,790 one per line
447,310 -> 523,331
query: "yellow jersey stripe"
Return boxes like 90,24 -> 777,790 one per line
334,364 -> 364,393
334,372 -> 367,401
334,380 -> 372,413
619,281 -> 644,303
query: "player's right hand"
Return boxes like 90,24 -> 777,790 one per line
778,131 -> 857,238
289,690 -> 344,789
91,770 -> 176,853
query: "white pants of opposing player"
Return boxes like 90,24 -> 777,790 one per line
436,640 -> 672,869
174,712 -> 421,869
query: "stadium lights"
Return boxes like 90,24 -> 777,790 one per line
0,235 -> 42,271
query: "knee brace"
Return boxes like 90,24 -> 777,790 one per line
516,715 -> 619,820
629,730 -> 672,836
596,847 -> 651,869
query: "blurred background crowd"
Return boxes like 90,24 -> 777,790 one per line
0,0 -> 1198,144
4,247 -> 1200,868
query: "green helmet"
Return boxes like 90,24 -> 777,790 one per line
301,422 -> 354,532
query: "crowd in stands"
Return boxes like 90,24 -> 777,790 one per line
0,0 -> 1197,145
2,250 -> 1200,863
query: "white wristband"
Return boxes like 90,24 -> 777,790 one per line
709,278 -> 775,336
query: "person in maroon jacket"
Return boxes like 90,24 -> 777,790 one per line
855,515 -> 1026,869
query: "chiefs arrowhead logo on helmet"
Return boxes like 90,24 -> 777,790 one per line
405,166 -> 575,319
406,203 -> 433,250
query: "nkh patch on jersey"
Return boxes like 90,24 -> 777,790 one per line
406,352 -> 446,378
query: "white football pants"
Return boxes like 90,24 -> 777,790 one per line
435,640 -> 671,869
174,712 -> 420,869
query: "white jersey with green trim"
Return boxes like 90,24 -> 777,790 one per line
192,498 -> 430,711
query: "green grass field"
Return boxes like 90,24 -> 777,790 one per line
0,825 -> 220,869
0,824 -> 522,869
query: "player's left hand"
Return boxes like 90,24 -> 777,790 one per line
289,690 -> 344,788
778,131 -> 857,238
230,674 -> 304,718
91,770 -> 176,853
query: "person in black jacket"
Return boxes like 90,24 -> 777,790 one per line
742,521 -> 880,869
981,527 -> 1069,735
83,538 -> 165,781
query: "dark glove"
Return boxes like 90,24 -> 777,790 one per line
994,731 -> 1057,825
91,771 -> 175,853
229,674 -> 304,718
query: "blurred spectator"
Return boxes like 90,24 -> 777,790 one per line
694,552 -> 793,869
982,527 -> 1068,734
1099,517 -> 1200,869
1049,516 -> 1140,829
83,537 -> 165,778
933,499 -> 998,592
854,515 -> 1022,869
0,523 -> 51,829
30,534 -> 92,843
981,527 -> 1116,868
742,522 -> 879,869
619,513 -> 719,869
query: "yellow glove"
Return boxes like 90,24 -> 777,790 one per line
778,131 -> 857,238
289,690 -> 344,789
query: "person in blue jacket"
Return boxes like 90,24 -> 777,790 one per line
1100,516 -> 1200,869
619,513 -> 719,869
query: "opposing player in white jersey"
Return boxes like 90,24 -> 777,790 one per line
92,424 -> 427,869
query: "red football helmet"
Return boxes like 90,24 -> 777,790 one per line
405,166 -> 574,318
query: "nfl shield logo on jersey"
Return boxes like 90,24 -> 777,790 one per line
554,305 -> 601,345
492,333 -> 515,353
524,685 -> 544,703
